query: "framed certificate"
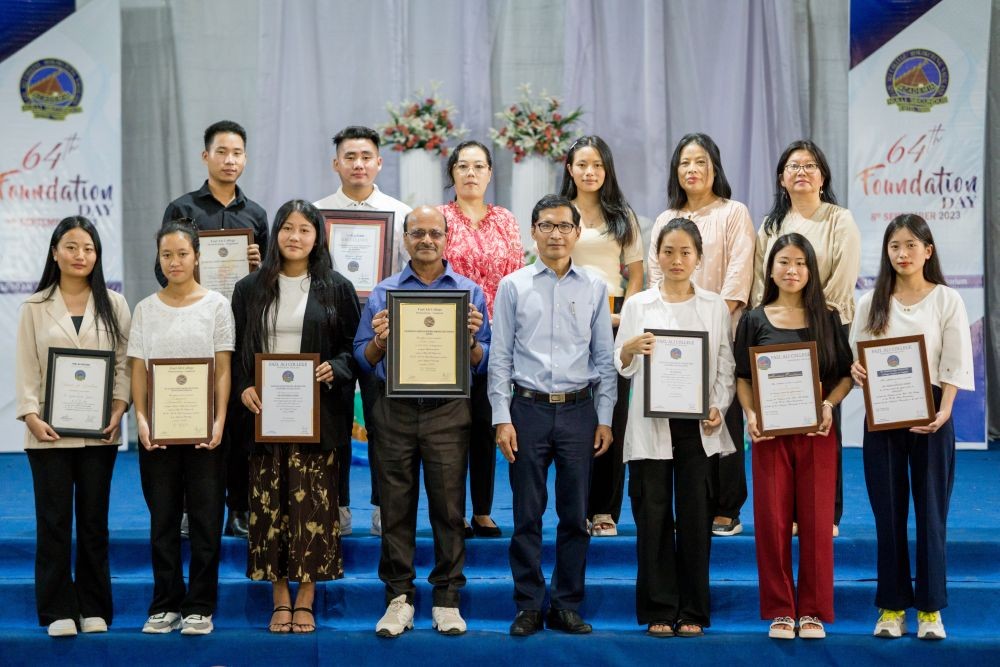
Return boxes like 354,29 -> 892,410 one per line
857,335 -> 935,431
750,342 -> 822,436
196,228 -> 253,301
643,329 -> 709,419
386,289 -> 470,398
42,348 -> 114,438
254,353 -> 321,443
147,357 -> 214,445
320,209 -> 394,302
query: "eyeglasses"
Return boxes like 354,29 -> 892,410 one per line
404,229 -> 446,240
784,162 -> 820,174
533,222 -> 577,234
454,163 -> 490,174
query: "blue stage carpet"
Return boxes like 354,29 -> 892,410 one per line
0,446 -> 998,666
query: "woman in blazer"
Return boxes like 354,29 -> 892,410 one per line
232,199 -> 361,634
15,216 -> 130,637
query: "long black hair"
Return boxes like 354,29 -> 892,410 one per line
760,233 -> 838,377
666,133 -> 732,210
762,140 -> 838,236
31,216 -> 124,345
559,135 -> 636,248
239,200 -> 336,379
865,214 -> 946,336
445,140 -> 493,190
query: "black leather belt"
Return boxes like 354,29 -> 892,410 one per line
514,384 -> 593,404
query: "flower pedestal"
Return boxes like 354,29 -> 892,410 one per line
399,149 -> 443,208
510,156 -> 557,247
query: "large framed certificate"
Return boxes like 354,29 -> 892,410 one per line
147,358 -> 214,445
320,209 -> 394,302
386,289 -> 470,398
857,335 -> 935,431
196,228 -> 253,301
254,353 -> 321,443
750,342 -> 822,436
643,329 -> 709,419
42,348 -> 114,438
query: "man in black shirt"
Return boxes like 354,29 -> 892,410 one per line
158,120 -> 268,539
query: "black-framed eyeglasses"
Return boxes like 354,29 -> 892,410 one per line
533,222 -> 577,234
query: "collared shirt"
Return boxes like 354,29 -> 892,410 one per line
353,260 -> 491,383
314,184 -> 411,274
488,259 -> 617,426
157,180 -> 269,286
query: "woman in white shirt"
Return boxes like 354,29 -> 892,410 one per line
233,200 -> 360,634
615,218 -> 735,637
850,214 -> 973,641
561,135 -> 644,537
128,218 -> 234,636
15,216 -> 130,637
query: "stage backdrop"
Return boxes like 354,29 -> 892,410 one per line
0,0 -> 122,452
845,0 -> 991,448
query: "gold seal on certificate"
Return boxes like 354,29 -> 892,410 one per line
43,348 -> 114,439
196,229 -> 253,301
750,342 -> 822,436
643,329 -> 709,419
857,334 -> 935,431
386,289 -> 470,398
254,353 -> 321,443
320,209 -> 394,302
147,358 -> 214,445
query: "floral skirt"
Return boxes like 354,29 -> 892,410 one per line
247,445 -> 343,582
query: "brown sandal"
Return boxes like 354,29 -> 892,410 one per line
268,605 -> 292,633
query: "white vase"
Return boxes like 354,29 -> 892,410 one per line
398,149 -> 444,207
510,155 -> 557,248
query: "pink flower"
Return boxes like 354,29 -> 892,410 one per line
553,113 -> 562,122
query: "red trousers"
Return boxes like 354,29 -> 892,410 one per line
752,431 -> 836,622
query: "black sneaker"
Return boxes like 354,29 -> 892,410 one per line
712,517 -> 742,536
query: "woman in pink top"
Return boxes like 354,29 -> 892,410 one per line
647,133 -> 756,538
439,140 -> 523,538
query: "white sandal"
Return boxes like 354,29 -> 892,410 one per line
590,514 -> 617,537
768,616 -> 795,639
798,616 -> 826,639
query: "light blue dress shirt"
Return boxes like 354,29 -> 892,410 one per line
488,258 -> 616,426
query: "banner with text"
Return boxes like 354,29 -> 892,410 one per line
846,0 -> 990,447
0,0 -> 122,451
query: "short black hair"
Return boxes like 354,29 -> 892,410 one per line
333,126 -> 380,151
531,194 -> 580,226
204,120 -> 247,150
157,216 -> 200,253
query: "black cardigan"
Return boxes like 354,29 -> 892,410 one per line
231,269 -> 361,451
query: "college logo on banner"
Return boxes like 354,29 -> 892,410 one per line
19,58 -> 83,120
885,49 -> 949,112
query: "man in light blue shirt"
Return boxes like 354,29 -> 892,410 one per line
488,194 -> 616,636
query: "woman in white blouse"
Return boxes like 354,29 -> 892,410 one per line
850,214 -> 973,641
15,216 -> 130,637
128,218 -> 234,636
615,218 -> 736,637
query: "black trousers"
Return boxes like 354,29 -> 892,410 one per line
630,419 -> 715,626
509,395 -> 597,612
588,372 -> 630,522
373,394 -> 470,607
224,407 -> 250,513
712,398 -> 747,519
468,373 -> 497,516
139,444 -> 225,617
344,372 -> 384,507
27,446 -> 117,626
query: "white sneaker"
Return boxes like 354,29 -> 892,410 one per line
431,606 -> 467,635
80,616 -> 108,633
375,594 -> 414,638
874,609 -> 906,638
917,611 -> 946,639
370,506 -> 382,536
180,614 -> 214,635
47,618 -> 77,637
340,506 -> 353,536
142,611 -> 181,634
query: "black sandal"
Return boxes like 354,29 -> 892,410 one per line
291,607 -> 315,634
268,605 -> 292,633
647,622 -> 675,637
676,620 -> 704,637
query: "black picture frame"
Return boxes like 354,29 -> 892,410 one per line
386,289 -> 470,398
42,347 -> 115,439
642,329 -> 710,419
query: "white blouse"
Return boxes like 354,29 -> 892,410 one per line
270,273 -> 309,354
127,290 -> 234,361
850,285 -> 973,390
614,284 -> 736,461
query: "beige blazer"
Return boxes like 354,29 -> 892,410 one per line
15,286 -> 131,449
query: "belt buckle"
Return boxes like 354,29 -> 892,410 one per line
549,392 -> 566,404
